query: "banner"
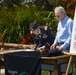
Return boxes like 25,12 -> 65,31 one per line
70,7 -> 76,53
3,51 -> 41,75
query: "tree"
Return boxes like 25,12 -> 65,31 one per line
61,0 -> 76,18
0,0 -> 23,9
33,0 -> 51,10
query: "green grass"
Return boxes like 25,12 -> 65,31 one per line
41,63 -> 76,75
1,70 -> 76,75
1,65 -> 76,75
42,65 -> 76,75
41,70 -> 48,75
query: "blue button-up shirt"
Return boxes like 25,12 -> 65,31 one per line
54,16 -> 73,50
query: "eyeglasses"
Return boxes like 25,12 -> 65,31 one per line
55,15 -> 60,18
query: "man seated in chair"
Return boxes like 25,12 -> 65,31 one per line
29,22 -> 54,53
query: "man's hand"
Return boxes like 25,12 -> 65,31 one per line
58,47 -> 64,50
37,46 -> 48,54
31,46 -> 37,50
37,46 -> 45,50
50,44 -> 56,50
56,46 -> 63,50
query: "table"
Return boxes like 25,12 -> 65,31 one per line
41,55 -> 71,75
0,49 -> 34,58
0,49 -> 76,75
63,52 -> 76,75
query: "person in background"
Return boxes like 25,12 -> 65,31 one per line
30,22 -> 54,53
50,6 -> 73,75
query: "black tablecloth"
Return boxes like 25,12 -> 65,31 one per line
3,51 -> 41,75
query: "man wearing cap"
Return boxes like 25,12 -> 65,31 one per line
30,22 -> 54,53
30,22 -> 55,75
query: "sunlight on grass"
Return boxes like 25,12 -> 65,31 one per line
42,64 -> 76,75
41,70 -> 48,75
1,64 -> 76,75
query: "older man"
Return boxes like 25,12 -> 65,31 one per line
50,6 -> 73,75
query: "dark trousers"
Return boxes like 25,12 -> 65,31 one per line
68,73 -> 72,75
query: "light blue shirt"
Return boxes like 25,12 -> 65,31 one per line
54,16 -> 73,50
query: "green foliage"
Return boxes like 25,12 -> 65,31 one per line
0,5 -> 57,43
0,0 -> 22,9
41,70 -> 48,75
42,11 -> 58,35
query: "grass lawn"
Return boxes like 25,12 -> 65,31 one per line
42,65 -> 76,75
42,70 -> 48,75
1,65 -> 76,75
1,69 -> 76,75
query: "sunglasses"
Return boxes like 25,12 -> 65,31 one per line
55,15 -> 60,18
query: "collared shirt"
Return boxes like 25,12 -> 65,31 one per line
54,16 -> 73,50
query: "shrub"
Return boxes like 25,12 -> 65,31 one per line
0,5 -> 58,43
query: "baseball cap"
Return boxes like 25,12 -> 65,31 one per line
30,22 -> 38,31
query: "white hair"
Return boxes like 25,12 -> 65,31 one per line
54,6 -> 66,14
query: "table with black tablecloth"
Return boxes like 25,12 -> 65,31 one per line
0,49 -> 76,75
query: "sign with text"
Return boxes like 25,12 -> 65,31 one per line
70,7 -> 76,53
